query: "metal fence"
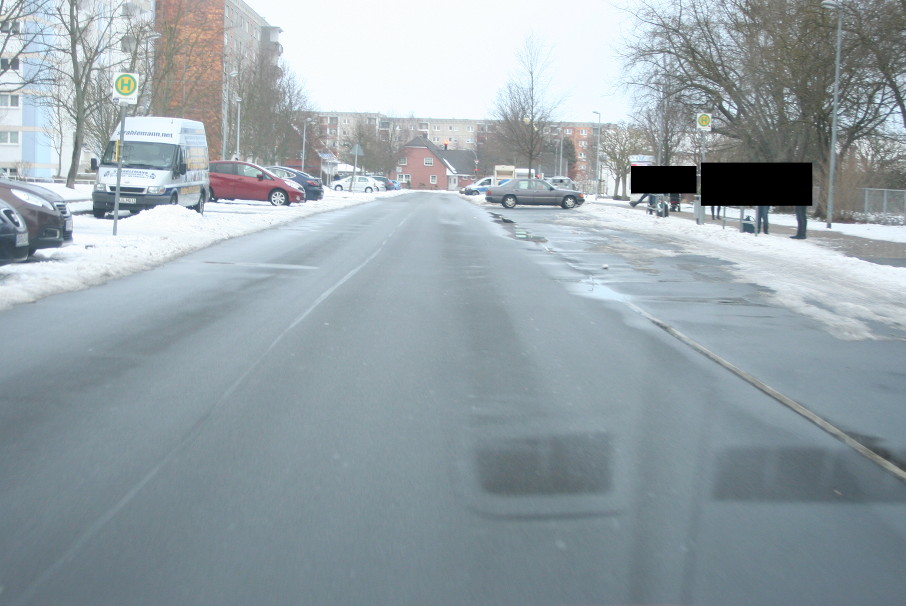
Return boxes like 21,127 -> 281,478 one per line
861,189 -> 906,222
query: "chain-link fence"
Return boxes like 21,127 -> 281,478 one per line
860,189 -> 906,224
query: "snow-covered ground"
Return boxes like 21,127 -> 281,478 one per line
0,183 -> 407,311
3,184 -> 905,341
465,194 -> 906,341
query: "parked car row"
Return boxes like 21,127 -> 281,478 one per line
209,161 -> 305,206
0,178 -> 73,265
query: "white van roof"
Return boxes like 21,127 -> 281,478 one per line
114,117 -> 206,144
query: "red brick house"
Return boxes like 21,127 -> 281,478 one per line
392,136 -> 478,190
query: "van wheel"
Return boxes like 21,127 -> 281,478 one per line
170,194 -> 178,205
269,189 -> 288,206
193,191 -> 205,214
92,208 -> 106,218
501,195 -> 517,209
561,196 -> 577,209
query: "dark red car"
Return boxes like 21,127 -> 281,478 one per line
208,161 -> 305,206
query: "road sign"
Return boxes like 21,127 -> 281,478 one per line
696,113 -> 712,131
112,72 -> 139,105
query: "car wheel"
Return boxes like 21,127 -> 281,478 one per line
92,208 -> 106,218
269,189 -> 288,206
561,196 -> 577,209
334,185 -> 343,191
364,186 -> 373,193
501,195 -> 517,209
193,191 -> 205,214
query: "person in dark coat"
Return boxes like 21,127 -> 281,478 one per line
756,205 -> 770,234
792,206 -> 808,239
711,206 -> 721,219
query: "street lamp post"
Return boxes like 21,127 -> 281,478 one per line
301,117 -> 313,172
234,96 -> 242,160
592,111 -> 601,198
221,71 -> 238,160
822,0 -> 844,228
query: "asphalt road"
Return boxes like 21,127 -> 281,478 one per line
1,193 -> 904,605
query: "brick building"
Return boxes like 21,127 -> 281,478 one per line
393,136 -> 479,191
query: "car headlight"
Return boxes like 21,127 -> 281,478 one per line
147,186 -> 166,194
11,189 -> 55,210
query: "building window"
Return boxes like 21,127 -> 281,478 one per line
449,125 -> 456,131
565,128 -> 572,135
398,157 -> 407,165
424,157 -> 433,166
433,125 -> 440,131
0,58 -> 20,71
399,174 -> 410,182
578,152 -> 586,159
1,21 -> 20,34
429,175 -> 437,184
580,141 -> 587,147
580,129 -> 588,136
0,94 -> 19,107
418,122 -> 428,130
0,131 -> 20,144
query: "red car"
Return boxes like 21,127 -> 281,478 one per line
208,161 -> 305,206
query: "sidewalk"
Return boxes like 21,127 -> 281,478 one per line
619,199 -> 906,268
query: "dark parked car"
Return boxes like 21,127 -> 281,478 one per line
370,176 -> 394,191
0,199 -> 29,264
485,178 -> 585,209
266,166 -> 324,201
0,179 -> 73,255
209,161 -> 304,206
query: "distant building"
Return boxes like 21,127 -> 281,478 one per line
393,135 -> 479,191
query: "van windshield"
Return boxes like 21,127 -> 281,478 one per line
101,141 -> 177,171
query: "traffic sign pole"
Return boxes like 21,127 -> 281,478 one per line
110,73 -> 139,235
112,102 -> 126,236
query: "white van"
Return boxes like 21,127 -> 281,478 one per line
92,117 -> 209,217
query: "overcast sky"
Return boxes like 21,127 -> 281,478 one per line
249,0 -> 636,124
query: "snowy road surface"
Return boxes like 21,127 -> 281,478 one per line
1,193 -> 904,605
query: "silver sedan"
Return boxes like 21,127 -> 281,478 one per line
485,178 -> 585,209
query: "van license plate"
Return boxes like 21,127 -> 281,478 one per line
120,197 -> 136,204
16,232 -> 27,246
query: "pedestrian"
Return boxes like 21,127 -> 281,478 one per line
791,206 -> 808,239
711,206 -> 721,219
756,205 -> 770,234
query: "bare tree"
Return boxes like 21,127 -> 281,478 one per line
0,0 -> 51,90
600,122 -> 648,199
492,35 -> 560,176
623,0 -> 896,163
40,0 -> 133,187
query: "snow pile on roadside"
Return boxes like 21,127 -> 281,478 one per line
573,201 -> 906,340
0,189 -> 411,311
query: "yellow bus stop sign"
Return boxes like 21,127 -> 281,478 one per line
696,113 -> 712,131
112,73 -> 139,104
